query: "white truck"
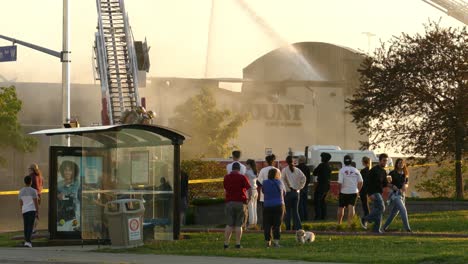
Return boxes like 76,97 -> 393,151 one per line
290,145 -> 383,181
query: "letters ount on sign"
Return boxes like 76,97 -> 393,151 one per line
232,103 -> 305,127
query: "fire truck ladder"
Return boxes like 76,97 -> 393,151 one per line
423,0 -> 468,25
94,0 -> 140,125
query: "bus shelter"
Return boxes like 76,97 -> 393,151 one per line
30,124 -> 185,241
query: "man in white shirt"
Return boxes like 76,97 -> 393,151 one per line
337,155 -> 363,227
257,154 -> 281,202
226,150 -> 246,175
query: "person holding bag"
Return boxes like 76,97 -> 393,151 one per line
382,158 -> 412,232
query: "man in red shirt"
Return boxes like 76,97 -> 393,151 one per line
223,162 -> 251,249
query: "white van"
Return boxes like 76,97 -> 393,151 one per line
304,145 -> 379,181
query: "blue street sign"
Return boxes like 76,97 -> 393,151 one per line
0,45 -> 17,62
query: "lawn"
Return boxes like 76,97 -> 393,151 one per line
1,210 -> 467,263
308,210 -> 468,233
103,233 -> 468,264
100,211 -> 468,264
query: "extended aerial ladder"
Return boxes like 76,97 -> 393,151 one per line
423,0 -> 468,25
94,0 -> 150,125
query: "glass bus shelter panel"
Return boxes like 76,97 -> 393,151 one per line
112,144 -> 175,240
146,146 -> 174,240
80,147 -> 110,240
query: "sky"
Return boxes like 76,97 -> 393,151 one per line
0,0 -> 465,84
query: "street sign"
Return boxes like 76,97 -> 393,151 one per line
0,46 -> 17,62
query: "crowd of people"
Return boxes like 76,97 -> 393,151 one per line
17,150 -> 412,248
222,150 -> 412,249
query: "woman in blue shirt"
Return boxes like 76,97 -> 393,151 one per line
262,168 -> 285,248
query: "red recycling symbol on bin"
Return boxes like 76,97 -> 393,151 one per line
129,218 -> 140,231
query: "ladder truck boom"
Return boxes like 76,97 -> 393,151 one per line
423,0 -> 468,25
94,0 -> 150,125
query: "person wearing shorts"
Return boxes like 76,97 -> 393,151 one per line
337,155 -> 363,227
223,162 -> 251,249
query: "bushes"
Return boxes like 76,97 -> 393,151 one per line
182,159 -> 226,202
416,163 -> 467,198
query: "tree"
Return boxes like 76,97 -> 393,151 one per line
347,22 -> 468,199
169,87 -> 249,159
0,86 -> 37,165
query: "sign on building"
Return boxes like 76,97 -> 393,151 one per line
0,46 -> 17,62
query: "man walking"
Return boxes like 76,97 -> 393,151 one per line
223,162 -> 251,249
360,153 -> 390,233
226,150 -> 246,175
337,155 -> 363,227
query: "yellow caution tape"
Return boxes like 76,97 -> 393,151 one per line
0,163 -> 440,194
189,178 -> 224,184
0,188 -> 49,196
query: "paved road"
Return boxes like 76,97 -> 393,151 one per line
0,247 -> 346,264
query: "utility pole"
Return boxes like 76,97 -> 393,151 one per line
362,32 -> 376,55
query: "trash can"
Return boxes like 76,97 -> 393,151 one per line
104,199 -> 145,247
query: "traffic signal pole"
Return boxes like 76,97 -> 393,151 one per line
62,0 -> 71,128
0,0 -> 71,144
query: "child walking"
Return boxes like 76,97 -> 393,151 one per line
19,175 -> 39,248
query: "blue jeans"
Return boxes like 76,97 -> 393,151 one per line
383,194 -> 411,231
284,191 -> 302,230
263,205 -> 284,241
314,190 -> 328,220
299,190 -> 308,221
23,211 -> 36,243
363,193 -> 385,232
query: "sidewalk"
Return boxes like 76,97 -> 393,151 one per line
0,247 -> 346,264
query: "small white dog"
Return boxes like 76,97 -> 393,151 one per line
295,229 -> 315,244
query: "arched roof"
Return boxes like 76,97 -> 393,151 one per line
243,42 -> 365,83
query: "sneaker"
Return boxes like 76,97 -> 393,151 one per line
273,243 -> 281,248
223,244 -> 229,249
235,244 -> 242,249
360,217 -> 368,230
373,229 -> 384,234
24,242 -> 32,248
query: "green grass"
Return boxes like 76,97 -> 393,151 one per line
306,210 -> 468,233
100,233 -> 468,264
1,211 -> 467,263
97,211 -> 468,264
0,232 -> 22,247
